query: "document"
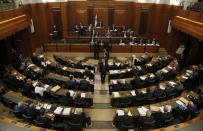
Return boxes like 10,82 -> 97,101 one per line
81,93 -> 86,98
113,92 -> 120,97
130,91 -> 136,96
62,108 -> 71,115
69,90 -> 74,97
54,107 -> 63,114
117,110 -> 124,116
138,106 -> 148,116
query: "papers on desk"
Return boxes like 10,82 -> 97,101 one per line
159,85 -> 166,90
41,62 -> 47,67
62,108 -> 71,115
91,70 -> 94,74
36,103 -> 43,110
62,67 -> 67,70
127,69 -> 131,72
162,69 -> 168,73
74,108 -> 83,114
115,63 -> 121,66
179,97 -> 189,105
122,79 -> 126,84
138,106 -> 148,116
130,91 -> 136,96
69,90 -> 74,97
150,105 -> 160,112
117,110 -> 124,116
51,85 -> 61,92
109,62 -> 113,66
182,76 -> 188,80
176,100 -> 185,106
159,106 -> 164,113
140,76 -> 146,80
112,80 -> 118,85
169,81 -> 176,85
119,43 -> 125,45
147,63 -> 152,67
186,70 -> 193,73
150,74 -> 155,78
121,70 -> 126,73
168,66 -> 173,69
44,84 -> 49,89
113,92 -> 120,97
113,70 -> 119,73
34,68 -> 40,72
32,82 -> 38,87
137,66 -> 142,70
141,90 -> 147,94
81,93 -> 86,98
39,55 -> 44,58
46,61 -> 51,65
54,107 -> 63,114
28,64 -> 34,68
129,42 -> 134,45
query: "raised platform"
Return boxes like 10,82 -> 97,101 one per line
44,43 -> 159,53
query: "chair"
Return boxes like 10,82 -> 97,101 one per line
119,124 -> 135,131
156,95 -> 166,102
22,114 -> 33,122
140,120 -> 155,130
68,122 -> 83,131
163,117 -> 174,126
145,97 -> 156,104
119,98 -> 132,108
167,92 -> 177,99
34,120 -> 46,128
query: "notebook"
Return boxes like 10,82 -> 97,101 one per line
51,85 -> 61,92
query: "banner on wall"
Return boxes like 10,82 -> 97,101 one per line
167,20 -> 172,34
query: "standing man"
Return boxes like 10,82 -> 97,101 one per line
99,59 -> 108,84
93,41 -> 100,59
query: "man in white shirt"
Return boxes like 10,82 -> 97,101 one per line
35,86 -> 47,96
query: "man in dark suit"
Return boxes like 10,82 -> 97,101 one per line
137,110 -> 154,127
153,85 -> 166,98
114,108 -> 135,128
83,68 -> 94,80
26,103 -> 40,118
99,59 -> 108,84
68,109 -> 90,127
65,75 -> 77,89
154,105 -> 173,126
93,41 -> 100,59
58,92 -> 73,106
23,79 -> 34,96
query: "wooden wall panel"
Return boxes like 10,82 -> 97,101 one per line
61,2 -> 68,38
133,3 -> 141,34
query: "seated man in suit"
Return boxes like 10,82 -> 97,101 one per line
58,92 -> 73,106
154,105 -> 173,125
36,109 -> 53,126
137,110 -> 154,127
65,75 -> 78,89
23,79 -> 34,96
31,53 -> 42,66
165,82 -> 177,97
113,108 -> 135,128
188,94 -> 203,108
153,85 -> 166,99
74,61 -> 84,69
83,68 -> 93,80
14,101 -> 28,113
144,87 -> 154,100
186,101 -> 198,114
68,109 -> 91,127
26,103 -> 40,118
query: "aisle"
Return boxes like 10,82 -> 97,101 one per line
84,71 -> 117,131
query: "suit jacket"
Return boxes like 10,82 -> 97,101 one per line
58,96 -> 73,105
154,112 -> 173,122
83,70 -> 93,78
153,88 -> 166,98
99,62 -> 108,74
93,43 -> 100,52
117,115 -> 134,126
69,112 -> 87,125
36,116 -> 52,125
66,80 -> 77,88
137,116 -> 154,125
187,105 -> 198,113
26,107 -> 40,118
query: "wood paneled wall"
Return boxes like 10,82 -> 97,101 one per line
1,1 -> 203,62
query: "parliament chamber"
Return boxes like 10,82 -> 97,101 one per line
0,0 -> 203,131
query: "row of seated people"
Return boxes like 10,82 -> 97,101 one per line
108,53 -> 152,71
30,53 -> 94,80
2,68 -> 93,107
113,92 -> 202,130
11,56 -> 95,92
109,55 -> 173,80
111,80 -> 183,107
53,55 -> 95,70
109,59 -> 182,93
2,96 -> 91,131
